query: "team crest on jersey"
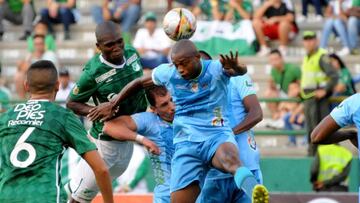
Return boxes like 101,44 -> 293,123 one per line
247,132 -> 257,150
72,85 -> 79,95
132,62 -> 141,72
190,82 -> 198,92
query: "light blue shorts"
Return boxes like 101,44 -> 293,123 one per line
170,134 -> 237,193
198,170 -> 263,203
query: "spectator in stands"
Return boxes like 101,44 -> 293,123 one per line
299,0 -> 328,22
253,0 -> 298,56
91,0 -> 141,33
194,0 -> 252,21
280,83 -> 305,146
320,0 -> 352,56
167,0 -> 198,11
55,69 -> 75,107
40,0 -> 78,40
133,12 -> 170,74
224,0 -> 253,22
310,144 -> 352,192
300,31 -> 339,156
329,53 -> 356,96
0,0 -> 35,41
265,49 -> 301,120
0,77 -> 10,113
15,34 -> 59,99
27,20 -> 56,52
346,0 -> 360,54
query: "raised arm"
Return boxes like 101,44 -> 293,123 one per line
232,95 -> 263,135
103,116 -> 160,154
87,75 -> 154,121
311,115 -> 358,148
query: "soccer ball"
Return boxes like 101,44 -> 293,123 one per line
163,8 -> 197,41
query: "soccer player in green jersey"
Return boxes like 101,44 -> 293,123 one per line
66,21 -> 148,202
0,60 -> 113,203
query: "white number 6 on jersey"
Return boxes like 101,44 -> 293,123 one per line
10,127 -> 36,168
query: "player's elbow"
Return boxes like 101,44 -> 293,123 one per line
254,109 -> 263,124
66,100 -> 75,110
310,128 -> 322,144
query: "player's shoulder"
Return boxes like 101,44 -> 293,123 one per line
124,45 -> 138,56
153,63 -> 175,74
342,93 -> 360,109
133,111 -> 158,121
83,54 -> 102,73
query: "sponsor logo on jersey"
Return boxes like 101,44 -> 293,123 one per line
132,62 -> 141,72
126,54 -> 138,66
95,69 -> 117,83
211,117 -> 224,127
8,102 -> 45,126
245,80 -> 253,87
211,107 -> 225,127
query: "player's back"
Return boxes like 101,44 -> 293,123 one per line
0,100 -> 75,203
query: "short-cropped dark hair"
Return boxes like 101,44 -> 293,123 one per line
145,86 -> 168,107
27,60 -> 58,93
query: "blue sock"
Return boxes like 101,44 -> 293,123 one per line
234,167 -> 258,198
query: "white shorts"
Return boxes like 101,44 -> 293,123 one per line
66,138 -> 134,203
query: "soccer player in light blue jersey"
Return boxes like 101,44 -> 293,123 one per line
103,86 -> 175,203
311,94 -> 359,147
311,93 -> 359,201
89,39 -> 269,203
198,51 -> 264,203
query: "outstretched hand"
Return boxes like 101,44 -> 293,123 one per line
219,51 -> 247,76
88,102 -> 119,122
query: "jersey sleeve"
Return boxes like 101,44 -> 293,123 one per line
235,74 -> 256,99
330,94 -> 360,127
131,112 -> 157,137
64,112 -> 97,155
69,67 -> 97,103
152,64 -> 173,86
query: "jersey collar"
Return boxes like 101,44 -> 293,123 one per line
99,54 -> 126,69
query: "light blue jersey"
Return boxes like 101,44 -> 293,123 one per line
131,112 -> 174,203
152,60 -> 233,144
206,74 -> 260,180
330,93 -> 360,201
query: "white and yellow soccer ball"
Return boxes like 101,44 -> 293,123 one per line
163,8 -> 197,41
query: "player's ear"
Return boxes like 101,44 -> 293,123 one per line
24,79 -> 30,93
54,80 -> 60,92
195,52 -> 201,60
150,105 -> 156,113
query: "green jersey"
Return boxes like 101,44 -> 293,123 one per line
69,46 -> 148,140
0,100 -> 96,203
